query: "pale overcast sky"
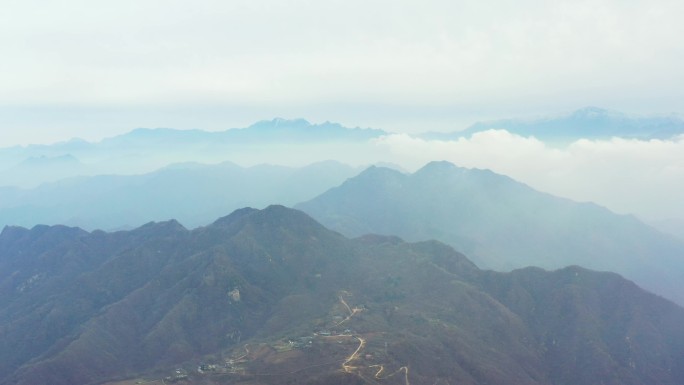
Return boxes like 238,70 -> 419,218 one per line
1,0 -> 683,146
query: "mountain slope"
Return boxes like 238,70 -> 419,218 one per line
650,218 -> 684,242
2,206 -> 684,385
296,161 -> 684,305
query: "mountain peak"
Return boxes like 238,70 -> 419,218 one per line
415,160 -> 459,173
248,118 -> 313,130
238,118 -> 384,141
243,205 -> 325,229
571,106 -> 609,116
133,219 -> 187,235
350,166 -> 406,186
357,164 -> 404,177
211,205 -> 330,237
462,107 -> 684,141
212,207 -> 259,227
413,161 -> 498,180
0,225 -> 30,241
568,106 -> 622,120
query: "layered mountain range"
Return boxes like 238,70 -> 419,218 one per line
2,206 -> 684,385
297,161 -> 684,305
4,108 -> 683,188
3,155 -> 683,307
0,160 -> 359,230
0,119 -> 384,187
2,110 -> 684,385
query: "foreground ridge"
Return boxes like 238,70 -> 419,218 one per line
1,206 -> 683,385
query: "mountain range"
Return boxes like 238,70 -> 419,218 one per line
3,155 -> 683,307
297,161 -> 684,305
422,107 -> 684,142
0,160 -> 360,230
2,206 -> 684,385
0,119 -> 385,187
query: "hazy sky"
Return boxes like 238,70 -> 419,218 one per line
1,0 -> 684,146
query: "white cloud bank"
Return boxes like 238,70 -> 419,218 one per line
372,131 -> 684,221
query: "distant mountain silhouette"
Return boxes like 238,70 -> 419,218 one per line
97,119 -> 385,149
0,160 -> 360,230
422,107 -> 684,142
297,161 -> 684,305
2,206 -> 684,385
0,154 -> 88,187
0,119 -> 386,187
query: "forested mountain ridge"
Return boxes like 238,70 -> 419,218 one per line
297,161 -> 684,305
1,206 -> 684,385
